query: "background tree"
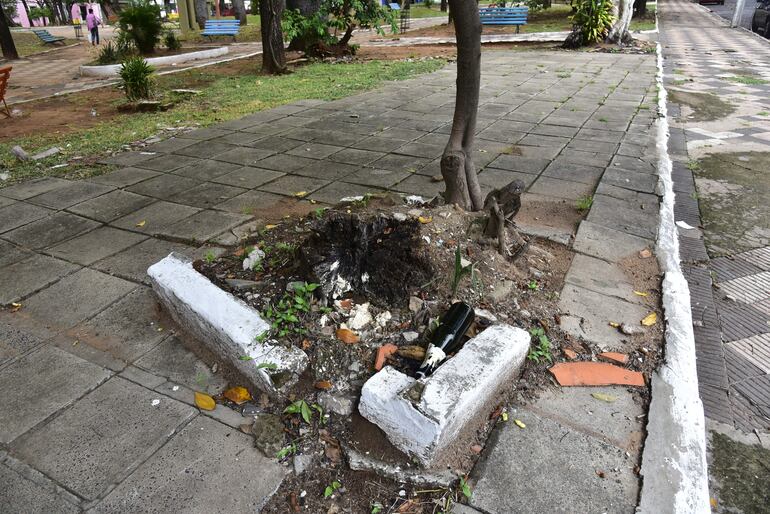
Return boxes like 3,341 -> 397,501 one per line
232,0 -> 248,24
440,0 -> 483,211
0,0 -> 19,60
440,0 -> 446,12
193,0 -> 208,29
632,0 -> 646,17
606,0 -> 632,43
260,0 -> 286,73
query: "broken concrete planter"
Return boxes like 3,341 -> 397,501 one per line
147,253 -> 308,395
359,324 -> 529,467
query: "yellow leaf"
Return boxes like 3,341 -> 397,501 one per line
591,392 -> 617,403
633,290 -> 649,297
223,386 -> 252,405
710,498 -> 718,509
194,391 -> 216,411
293,191 -> 308,198
501,412 -> 509,422
514,419 -> 526,429
264,224 -> 277,230
608,321 -> 620,328
641,312 -> 658,326
336,328 -> 360,344
418,216 -> 432,224
135,220 -> 146,228
10,302 -> 22,312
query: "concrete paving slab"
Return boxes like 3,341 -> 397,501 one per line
0,177 -> 71,200
573,220 -> 653,263
110,201 -> 200,234
57,288 -> 168,370
0,345 -> 111,444
587,194 -> 659,240
171,159 -> 242,181
21,268 -> 137,331
213,147 -> 277,167
309,181 -> 382,204
470,407 -> 639,514
91,415 -> 285,513
211,166 -> 285,189
286,142 -> 345,160
134,153 -> 201,172
393,173 -> 444,198
0,461 -> 80,513
169,182 -> 247,209
0,196 -> 15,209
0,239 -> 31,267
98,151 -> 159,167
141,137 -> 199,154
157,209 -> 251,242
125,174 -> 200,200
215,189 -> 286,215
565,254 -> 646,305
0,254 -> 78,305
134,337 -> 227,395
344,167 -> 411,189
11,377 -> 196,501
92,237 -> 198,284
47,226 -> 147,266
0,202 -> 53,234
559,284 -> 650,351
3,212 -> 101,250
26,181 -> 115,210
259,175 -> 330,197
0,311 -> 56,367
67,190 -> 156,223
174,140 -> 238,159
529,176 -> 594,201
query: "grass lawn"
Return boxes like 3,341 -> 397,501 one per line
409,5 -> 450,18
0,58 -> 446,184
10,31 -> 80,57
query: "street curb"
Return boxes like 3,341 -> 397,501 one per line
693,1 -> 770,45
636,42 -> 710,514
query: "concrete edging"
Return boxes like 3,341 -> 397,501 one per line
147,253 -> 309,396
79,46 -> 229,77
636,42 -> 710,514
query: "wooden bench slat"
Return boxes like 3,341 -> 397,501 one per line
201,19 -> 240,38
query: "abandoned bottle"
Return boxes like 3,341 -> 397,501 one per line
416,302 -> 475,378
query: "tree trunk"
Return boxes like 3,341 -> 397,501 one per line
607,0 -> 633,43
338,24 -> 354,46
440,0 -> 447,12
260,0 -> 286,74
633,0 -> 646,17
440,0 -> 483,211
286,0 -> 320,50
193,0 -> 209,28
0,1 -> 19,60
232,0 -> 248,24
19,0 -> 31,20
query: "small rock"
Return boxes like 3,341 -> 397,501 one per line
620,323 -> 645,336
405,195 -> 426,205
402,331 -> 419,343
293,454 -> 313,475
393,213 -> 408,222
471,444 -> 483,454
639,248 -> 652,259
242,404 -> 261,417
225,278 -> 259,290
375,311 -> 391,328
347,303 -> 372,330
285,280 -> 304,292
529,267 -> 544,279
409,296 -> 424,313
243,248 -> 265,271
407,208 -> 423,218
11,146 -> 29,161
348,361 -> 361,373
252,414 -> 285,458
475,308 -> 498,322
31,147 -> 62,161
490,280 -> 514,303
692,320 -> 704,327
318,392 -> 355,416
519,309 -> 531,319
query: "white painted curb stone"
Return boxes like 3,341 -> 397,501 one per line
80,46 -> 229,77
637,43 -> 710,514
359,324 -> 529,467
147,253 -> 309,395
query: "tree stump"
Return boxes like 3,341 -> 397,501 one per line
483,180 -> 527,259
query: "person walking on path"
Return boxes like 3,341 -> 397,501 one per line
86,8 -> 101,46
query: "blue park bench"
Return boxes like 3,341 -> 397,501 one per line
478,6 -> 529,33
31,29 -> 66,45
201,19 -> 241,41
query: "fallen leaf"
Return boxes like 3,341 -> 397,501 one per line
336,328 -> 360,344
194,391 -> 216,411
501,412 -> 509,422
293,191 -> 308,198
417,216 -> 432,224
301,339 -> 312,350
289,492 -> 301,513
596,469 -> 605,479
641,312 -> 658,326
489,405 -> 502,420
710,498 -> 718,509
591,392 -> 617,403
10,302 -> 22,312
514,419 -> 526,429
234,248 -> 245,257
135,220 -> 146,228
223,386 -> 252,405
375,344 -> 398,371
397,345 -> 426,361
264,224 -> 277,230
314,380 -> 333,390
338,299 -> 353,310
563,348 -> 578,360
633,290 -> 649,297
639,248 -> 652,258
608,321 -> 620,328
396,500 -> 418,513
470,444 -> 483,454
238,423 -> 253,434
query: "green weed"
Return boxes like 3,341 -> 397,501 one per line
527,328 -> 553,363
576,195 -> 593,212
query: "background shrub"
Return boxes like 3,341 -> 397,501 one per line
117,0 -> 163,54
565,0 -> 614,47
164,30 -> 182,51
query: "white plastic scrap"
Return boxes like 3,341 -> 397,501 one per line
242,247 -> 266,271
675,221 -> 696,230
151,399 -> 161,406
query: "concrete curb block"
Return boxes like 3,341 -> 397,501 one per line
636,42 -> 710,514
147,253 -> 309,396
359,324 -> 529,467
79,46 -> 229,77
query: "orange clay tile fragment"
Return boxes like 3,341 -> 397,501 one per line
563,348 -> 578,360
597,352 -> 629,365
549,362 -> 645,387
375,344 -> 399,371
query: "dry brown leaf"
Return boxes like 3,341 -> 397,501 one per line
301,339 -> 312,350
234,248 -> 245,257
194,391 -> 216,411
397,499 -> 419,513
238,423 -> 253,434
397,345 -> 426,361
223,386 -> 252,405
338,299 -> 353,310
336,328 -> 360,344
314,380 -> 333,390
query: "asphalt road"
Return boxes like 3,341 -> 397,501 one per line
701,0 -> 759,30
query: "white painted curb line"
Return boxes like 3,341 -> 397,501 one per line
147,253 -> 309,395
80,46 -> 229,77
637,42 -> 710,514
359,324 -> 529,467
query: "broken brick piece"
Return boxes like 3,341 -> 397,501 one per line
597,352 -> 629,365
374,343 -> 399,371
563,348 -> 578,360
548,362 -> 645,387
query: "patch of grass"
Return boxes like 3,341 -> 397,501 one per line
0,58 -> 445,185
11,31 -> 79,57
686,159 -> 701,171
527,328 -> 552,363
598,117 -> 608,122
519,5 -> 573,33
710,432 -> 770,513
576,195 -> 593,211
758,111 -> 769,116
410,5 -> 450,18
726,75 -> 769,85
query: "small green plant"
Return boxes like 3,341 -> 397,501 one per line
370,503 -> 384,514
459,476 -> 473,499
119,57 -> 154,101
96,41 -> 121,65
204,251 -> 216,263
527,328 -> 552,363
284,399 -> 313,423
264,282 -> 318,337
686,160 -> 701,171
726,75 -> 768,86
527,280 -> 539,291
758,111 -> 769,116
164,30 -> 181,51
324,480 -> 342,498
276,442 -> 297,459
313,207 -> 327,218
557,72 -> 571,78
576,195 -> 593,212
256,362 -> 278,370
566,0 -> 615,47
598,117 -> 608,123
450,246 -> 473,296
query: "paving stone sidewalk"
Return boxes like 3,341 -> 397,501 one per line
1,49 -> 658,511
660,0 -> 770,433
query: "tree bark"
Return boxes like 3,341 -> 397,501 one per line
338,24 -> 354,46
286,0 -> 320,50
607,0 -> 633,43
260,0 -> 287,74
440,0 -> 483,211
232,0 -> 248,24
0,1 -> 19,60
440,0 -> 447,12
633,0 -> 646,17
193,0 -> 209,29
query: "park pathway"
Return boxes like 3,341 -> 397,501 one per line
0,48 -> 659,511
